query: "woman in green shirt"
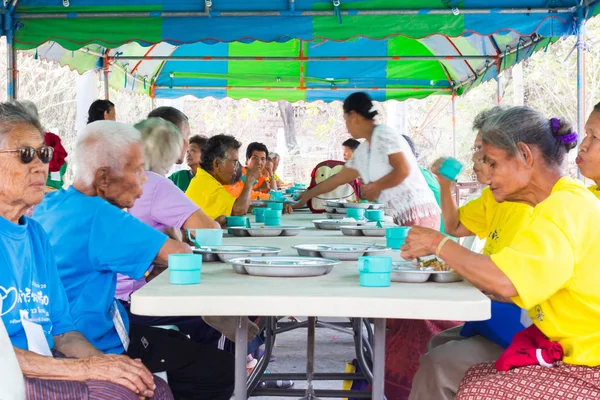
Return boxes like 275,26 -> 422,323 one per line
169,135 -> 208,192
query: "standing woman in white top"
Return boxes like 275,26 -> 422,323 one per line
297,92 -> 440,228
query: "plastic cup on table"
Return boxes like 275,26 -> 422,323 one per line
267,201 -> 284,211
346,208 -> 366,220
264,209 -> 282,226
187,229 -> 223,248
169,254 -> 202,285
365,209 -> 385,222
357,256 -> 393,287
252,207 -> 271,223
225,216 -> 250,234
269,191 -> 285,201
438,157 -> 464,181
386,227 -> 411,250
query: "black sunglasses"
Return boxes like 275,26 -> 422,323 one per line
0,145 -> 54,164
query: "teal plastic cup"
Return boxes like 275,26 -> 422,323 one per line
169,254 -> 202,285
346,208 -> 365,220
267,201 -> 284,211
187,229 -> 223,248
270,191 -> 285,201
252,207 -> 271,223
226,216 -> 250,228
264,209 -> 282,226
438,158 -> 464,181
365,209 -> 385,222
386,227 -> 411,250
357,256 -> 393,287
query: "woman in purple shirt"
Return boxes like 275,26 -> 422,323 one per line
116,118 -> 258,347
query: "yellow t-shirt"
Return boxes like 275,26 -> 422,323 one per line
186,169 -> 236,219
458,187 -> 533,255
588,185 -> 600,200
491,177 -> 600,366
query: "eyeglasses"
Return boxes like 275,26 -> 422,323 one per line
0,145 -> 54,164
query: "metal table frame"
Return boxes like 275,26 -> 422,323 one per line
235,316 -> 387,399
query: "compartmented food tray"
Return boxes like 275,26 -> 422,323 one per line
192,245 -> 282,262
229,226 -> 305,237
293,244 -> 389,261
228,256 -> 340,277
391,261 -> 463,283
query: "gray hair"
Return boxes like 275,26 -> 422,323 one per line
201,134 -> 242,172
270,152 -> 281,161
148,107 -> 188,131
481,106 -> 576,167
19,101 -> 39,120
135,118 -> 183,175
472,105 -> 509,132
0,102 -> 44,147
73,121 -> 141,186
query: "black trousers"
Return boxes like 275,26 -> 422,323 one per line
128,324 -> 235,400
120,300 -> 223,348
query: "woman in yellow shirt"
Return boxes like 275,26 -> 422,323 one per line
410,107 -> 534,400
403,106 -> 600,398
577,102 -> 600,200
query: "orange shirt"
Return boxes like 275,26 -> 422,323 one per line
224,179 -> 270,200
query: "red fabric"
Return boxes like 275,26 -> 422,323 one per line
456,362 -> 600,400
495,324 -> 564,372
44,132 -> 68,172
384,319 -> 462,400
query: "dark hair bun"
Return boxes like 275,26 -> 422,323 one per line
343,92 -> 378,121
552,118 -> 578,152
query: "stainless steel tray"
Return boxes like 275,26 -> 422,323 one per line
229,226 -> 305,237
340,225 -> 389,237
391,262 -> 463,283
326,200 -> 344,208
293,244 -> 390,261
313,219 -> 365,230
326,213 -> 346,220
192,245 -> 282,262
228,256 -> 340,277
342,201 -> 384,210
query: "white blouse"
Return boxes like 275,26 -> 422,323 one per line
346,125 -> 439,224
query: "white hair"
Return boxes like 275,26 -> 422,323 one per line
135,118 -> 182,175
18,101 -> 39,120
270,152 -> 281,161
74,121 -> 142,186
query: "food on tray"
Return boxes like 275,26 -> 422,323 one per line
420,258 -> 453,271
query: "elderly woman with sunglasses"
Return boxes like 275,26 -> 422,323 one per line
0,103 -> 172,399
403,106 -> 600,399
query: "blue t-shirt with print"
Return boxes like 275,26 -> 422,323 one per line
34,187 -> 167,354
0,215 -> 75,351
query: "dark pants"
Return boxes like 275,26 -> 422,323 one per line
121,300 -> 223,348
128,324 -> 235,400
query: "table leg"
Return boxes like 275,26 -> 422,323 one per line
372,318 -> 386,400
235,316 -> 249,400
300,317 -> 320,400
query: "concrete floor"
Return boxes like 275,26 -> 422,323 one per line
253,317 -> 360,400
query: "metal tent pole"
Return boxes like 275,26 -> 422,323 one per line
497,76 -> 503,105
15,7 -> 577,19
576,7 -> 587,180
103,52 -> 110,100
6,37 -> 16,100
452,92 -> 457,158
111,55 -> 496,62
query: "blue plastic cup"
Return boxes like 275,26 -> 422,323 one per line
264,209 -> 282,226
386,227 -> 411,250
357,256 -> 393,287
169,254 -> 202,285
187,229 -> 223,248
267,201 -> 284,211
438,158 -> 464,181
225,216 -> 250,228
252,207 -> 271,223
346,208 -> 365,220
365,209 -> 385,222
270,191 -> 285,201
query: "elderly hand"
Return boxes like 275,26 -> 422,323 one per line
81,354 -> 156,398
400,226 -> 445,260
245,167 -> 262,183
361,183 -> 381,202
431,158 -> 453,187
284,204 -> 294,214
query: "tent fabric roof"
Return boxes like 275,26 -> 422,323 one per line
33,33 -> 556,102
12,1 -> 599,49
16,1 -> 599,102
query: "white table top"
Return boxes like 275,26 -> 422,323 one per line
132,211 -> 490,321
